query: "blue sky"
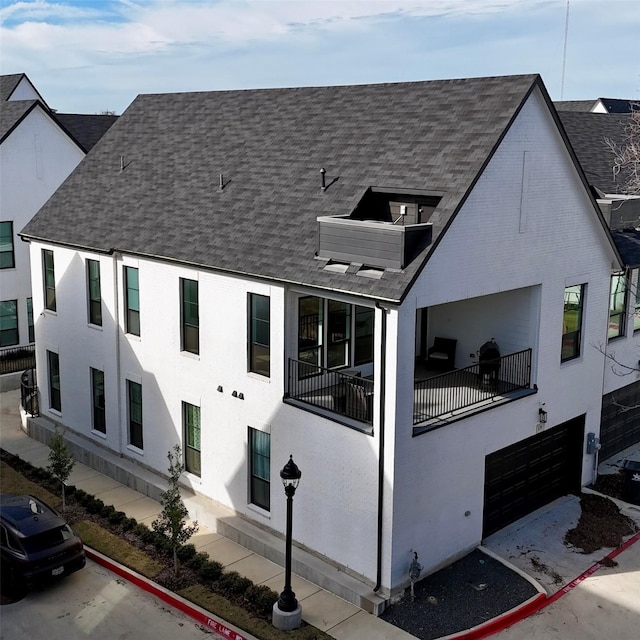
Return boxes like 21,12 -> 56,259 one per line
0,0 -> 638,115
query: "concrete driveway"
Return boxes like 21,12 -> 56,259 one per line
494,531 -> 640,639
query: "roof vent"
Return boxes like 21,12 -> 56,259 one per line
320,167 -> 326,191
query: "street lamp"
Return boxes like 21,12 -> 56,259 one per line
272,455 -> 302,630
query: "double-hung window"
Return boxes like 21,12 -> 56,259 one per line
298,296 -> 374,372
0,222 -> 15,269
0,300 -> 18,347
43,249 -> 56,312
181,279 -> 199,354
87,260 -> 102,326
248,294 -> 270,377
561,284 -> 585,362
127,380 -> 143,449
47,350 -> 61,412
249,428 -> 270,511
183,402 -> 201,476
91,368 -> 106,433
124,267 -> 140,336
634,268 -> 640,332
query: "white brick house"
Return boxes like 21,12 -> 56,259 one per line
20,75 -> 624,609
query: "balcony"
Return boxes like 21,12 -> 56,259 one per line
286,349 -> 534,433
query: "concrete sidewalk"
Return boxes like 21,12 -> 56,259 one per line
0,389 -> 413,640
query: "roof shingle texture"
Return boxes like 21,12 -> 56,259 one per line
54,113 -> 119,152
559,111 -> 632,195
22,75 -> 540,302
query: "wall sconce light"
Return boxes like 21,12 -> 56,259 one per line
232,390 -> 238,398
217,385 -> 223,393
538,407 -> 548,424
238,392 -> 244,400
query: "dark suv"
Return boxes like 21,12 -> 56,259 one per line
0,494 -> 85,590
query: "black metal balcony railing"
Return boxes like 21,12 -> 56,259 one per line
287,359 -> 374,425
20,367 -> 39,417
0,344 -> 36,375
413,348 -> 532,425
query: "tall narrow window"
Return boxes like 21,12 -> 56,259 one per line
634,269 -> 640,332
26,298 -> 34,343
0,300 -> 18,347
87,259 -> 102,326
181,279 -> 199,354
183,402 -> 201,476
298,296 -> 323,374
42,249 -> 56,311
327,300 -> 351,368
91,368 -> 106,433
249,428 -> 270,511
0,222 -> 15,269
127,380 -> 143,449
47,350 -> 61,412
562,284 -> 585,362
124,267 -> 140,336
608,272 -> 627,340
249,294 -> 270,377
354,305 -> 374,366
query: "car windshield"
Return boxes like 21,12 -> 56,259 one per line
21,525 -> 73,554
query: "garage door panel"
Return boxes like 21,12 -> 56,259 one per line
483,416 -> 584,537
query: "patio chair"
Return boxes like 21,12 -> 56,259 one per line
426,337 -> 457,371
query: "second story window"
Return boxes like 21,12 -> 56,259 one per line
562,284 -> 585,362
26,298 -> 34,343
181,279 -> 199,354
0,222 -> 15,269
249,293 -> 270,377
608,272 -> 627,340
0,300 -> 18,347
124,266 -> 140,336
91,368 -> 106,434
42,249 -> 56,312
87,259 -> 102,326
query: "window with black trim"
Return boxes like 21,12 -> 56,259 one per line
91,368 -> 106,433
249,428 -> 270,511
183,402 -> 201,476
87,259 -> 102,326
249,293 -> 270,377
27,298 -> 34,343
124,267 -> 140,336
43,249 -> 56,311
633,268 -> 640,332
47,350 -> 61,412
181,279 -> 199,354
0,300 -> 18,347
608,272 -> 627,340
562,284 -> 585,362
127,380 -> 143,449
0,222 -> 15,269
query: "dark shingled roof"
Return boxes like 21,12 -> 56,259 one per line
611,229 -> 640,267
559,111 -> 631,195
0,99 -> 38,142
554,99 -> 596,112
21,74 -> 545,302
0,73 -> 24,101
54,113 -> 119,153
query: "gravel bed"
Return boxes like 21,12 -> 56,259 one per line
380,549 -> 538,640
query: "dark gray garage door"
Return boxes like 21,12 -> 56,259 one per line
483,416 -> 584,538
600,381 -> 640,461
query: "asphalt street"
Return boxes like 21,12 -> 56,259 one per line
0,558 -> 214,639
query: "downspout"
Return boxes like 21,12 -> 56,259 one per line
112,251 -> 123,454
373,301 -> 387,592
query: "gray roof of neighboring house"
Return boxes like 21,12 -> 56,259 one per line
0,73 -> 24,101
555,98 -> 637,114
554,99 -> 596,112
0,98 -> 38,142
22,74 -> 570,302
610,229 -> 640,267
54,113 -> 119,153
558,111 -> 631,195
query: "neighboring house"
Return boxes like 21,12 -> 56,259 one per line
0,73 -> 116,361
558,108 -> 640,460
20,74 -> 623,610
555,97 -> 636,114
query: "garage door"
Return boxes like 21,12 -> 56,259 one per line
600,381 -> 640,461
483,416 -> 584,538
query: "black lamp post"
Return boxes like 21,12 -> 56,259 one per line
277,455 -> 301,615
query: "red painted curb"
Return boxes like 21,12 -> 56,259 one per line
446,529 -> 640,640
85,547 -> 253,640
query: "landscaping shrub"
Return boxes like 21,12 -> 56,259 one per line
133,523 -> 150,538
86,497 -> 105,514
217,571 -> 252,598
152,532 -> 173,556
100,504 -> 116,518
121,516 -> 137,531
197,559 -> 224,584
177,543 -> 197,563
108,510 -> 126,525
74,488 -> 88,503
186,552 -> 209,571
246,584 -> 279,617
